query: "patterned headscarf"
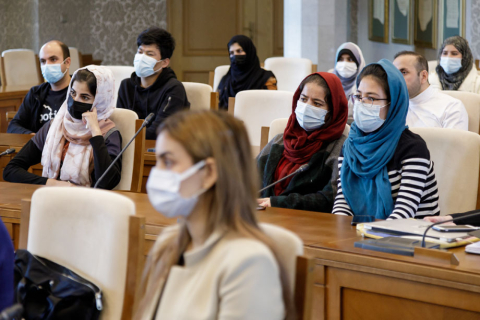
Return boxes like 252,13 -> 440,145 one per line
436,36 -> 474,90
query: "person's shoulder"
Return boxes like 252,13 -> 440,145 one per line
150,225 -> 180,254
216,235 -> 278,268
395,129 -> 430,160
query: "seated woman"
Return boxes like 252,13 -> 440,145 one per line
136,110 -> 292,319
332,42 -> 365,120
429,36 -> 480,93
257,72 -> 348,212
332,60 -> 440,219
3,66 -> 122,189
217,35 -> 277,109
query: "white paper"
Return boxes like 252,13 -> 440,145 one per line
373,0 -> 385,24
396,0 -> 409,17
446,0 -> 460,28
418,0 -> 433,31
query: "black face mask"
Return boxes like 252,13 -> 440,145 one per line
230,54 -> 247,66
67,95 -> 92,120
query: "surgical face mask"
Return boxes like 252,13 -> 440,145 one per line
67,95 -> 93,120
146,160 -> 206,218
336,61 -> 358,78
295,100 -> 328,131
41,59 -> 67,84
440,57 -> 462,74
353,100 -> 388,133
230,54 -> 247,66
134,53 -> 163,78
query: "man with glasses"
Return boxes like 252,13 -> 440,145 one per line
393,51 -> 468,130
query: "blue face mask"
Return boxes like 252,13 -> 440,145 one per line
353,100 -> 388,133
295,100 -> 328,131
440,57 -> 462,74
41,60 -> 67,84
134,53 -> 163,78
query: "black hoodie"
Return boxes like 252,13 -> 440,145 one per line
116,68 -> 190,140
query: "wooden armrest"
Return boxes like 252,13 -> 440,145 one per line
228,97 -> 235,115
260,126 -> 270,151
210,92 -> 219,111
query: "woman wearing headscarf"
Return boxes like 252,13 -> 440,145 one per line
429,36 -> 480,93
257,72 -> 348,212
333,42 -> 366,120
217,35 -> 277,109
333,60 -> 440,219
4,65 -> 122,189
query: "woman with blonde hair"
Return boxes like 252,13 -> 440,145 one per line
137,110 -> 294,319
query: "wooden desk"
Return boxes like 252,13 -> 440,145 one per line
2,181 -> 480,319
0,87 -> 29,133
142,139 -> 156,192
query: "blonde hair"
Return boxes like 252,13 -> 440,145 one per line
135,110 -> 295,319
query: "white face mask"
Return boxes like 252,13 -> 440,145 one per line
134,53 -> 163,78
336,61 -> 358,78
146,160 -> 206,218
295,100 -> 328,131
440,57 -> 462,74
353,100 -> 387,133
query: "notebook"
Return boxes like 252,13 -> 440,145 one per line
466,241 -> 480,254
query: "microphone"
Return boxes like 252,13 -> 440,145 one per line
0,304 -> 23,320
421,210 -> 480,247
0,148 -> 15,156
259,163 -> 309,193
93,113 -> 155,189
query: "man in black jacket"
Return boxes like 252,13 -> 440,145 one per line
117,27 -> 190,140
7,40 -> 71,134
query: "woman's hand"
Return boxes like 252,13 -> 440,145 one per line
423,215 -> 455,225
257,198 -> 271,207
46,179 -> 75,187
83,107 -> 102,137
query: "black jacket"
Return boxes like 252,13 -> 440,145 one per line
116,68 -> 190,139
7,82 -> 62,134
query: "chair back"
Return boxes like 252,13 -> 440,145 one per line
104,66 -> 135,106
108,108 -> 142,191
24,187 -> 144,320
442,90 -> 480,134
68,47 -> 82,73
2,49 -> 41,87
410,127 -> 480,215
234,90 -> 293,152
212,65 -> 230,92
268,118 -> 289,141
428,60 -> 438,74
182,82 -> 212,111
264,57 -> 313,92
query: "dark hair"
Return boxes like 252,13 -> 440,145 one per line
44,40 -> 70,60
394,51 -> 428,74
357,64 -> 391,102
298,74 -> 333,123
71,69 -> 97,96
137,27 -> 176,59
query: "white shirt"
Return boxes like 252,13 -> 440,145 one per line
406,85 -> 468,130
429,66 -> 480,94
142,225 -> 285,320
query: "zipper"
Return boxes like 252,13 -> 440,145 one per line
30,254 -> 103,310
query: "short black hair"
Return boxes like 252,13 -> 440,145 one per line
357,64 -> 391,102
394,51 -> 428,74
137,27 -> 175,59
72,69 -> 97,97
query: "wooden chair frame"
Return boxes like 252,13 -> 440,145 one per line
295,256 -> 314,320
131,119 -> 146,192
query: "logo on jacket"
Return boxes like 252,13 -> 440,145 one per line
40,104 -> 57,123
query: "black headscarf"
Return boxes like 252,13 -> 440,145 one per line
436,36 -> 474,90
217,35 -> 275,109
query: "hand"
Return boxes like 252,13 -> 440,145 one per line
46,179 -> 75,187
257,198 -> 271,207
82,107 -> 102,137
423,215 -> 455,225
30,133 -> 35,136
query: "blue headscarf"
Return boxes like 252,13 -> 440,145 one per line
340,59 -> 409,219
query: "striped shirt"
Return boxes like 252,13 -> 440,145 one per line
332,129 -> 440,219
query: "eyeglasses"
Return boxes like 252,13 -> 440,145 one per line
350,94 -> 390,108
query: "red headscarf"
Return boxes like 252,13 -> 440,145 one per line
273,72 -> 348,195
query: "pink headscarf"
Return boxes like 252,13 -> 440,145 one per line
41,65 -> 116,186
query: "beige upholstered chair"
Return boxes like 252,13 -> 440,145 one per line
108,108 -> 144,192
68,47 -> 82,74
410,127 -> 480,215
211,65 -> 230,92
20,187 -> 145,320
182,82 -> 212,111
442,90 -> 480,134
103,66 -> 135,106
427,60 -> 438,74
1,49 -> 41,87
234,90 -> 294,155
264,57 -> 313,92
260,223 -> 313,320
